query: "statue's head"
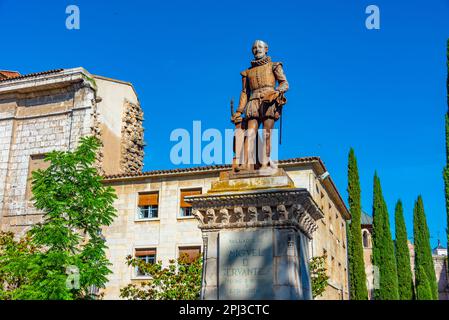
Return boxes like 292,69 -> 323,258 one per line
252,40 -> 268,60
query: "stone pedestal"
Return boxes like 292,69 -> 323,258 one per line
185,169 -> 324,300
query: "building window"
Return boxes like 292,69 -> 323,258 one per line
363,230 -> 370,248
179,246 -> 201,263
179,189 -> 201,217
137,192 -> 159,219
320,191 -> 325,211
135,248 -> 156,276
26,154 -> 49,201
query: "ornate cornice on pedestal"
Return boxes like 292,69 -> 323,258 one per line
185,188 -> 324,239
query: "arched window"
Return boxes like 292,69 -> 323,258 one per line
362,230 -> 370,248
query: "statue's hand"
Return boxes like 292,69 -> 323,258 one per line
231,111 -> 242,123
274,111 -> 280,120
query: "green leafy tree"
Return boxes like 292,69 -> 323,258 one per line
120,253 -> 202,300
372,173 -> 399,300
415,265 -> 432,300
443,39 -> 449,280
0,232 -> 38,299
346,148 -> 368,300
0,136 -> 117,300
310,254 -> 329,299
413,196 -> 438,300
394,200 -> 414,300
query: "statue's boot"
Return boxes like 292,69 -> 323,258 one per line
259,159 -> 277,175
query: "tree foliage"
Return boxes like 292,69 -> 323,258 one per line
0,232 -> 38,299
346,148 -> 368,300
371,173 -> 399,300
415,265 -> 432,300
0,136 -> 117,299
413,196 -> 438,300
120,253 -> 202,300
394,200 -> 414,300
309,254 -> 329,299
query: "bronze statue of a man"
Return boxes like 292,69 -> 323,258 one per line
231,40 -> 289,172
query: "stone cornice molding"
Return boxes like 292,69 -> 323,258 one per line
186,188 -> 324,238
0,67 -> 96,95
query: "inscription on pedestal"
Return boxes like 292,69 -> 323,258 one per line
219,229 -> 273,299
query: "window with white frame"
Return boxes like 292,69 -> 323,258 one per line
137,192 -> 159,219
134,248 -> 156,276
179,189 -> 201,217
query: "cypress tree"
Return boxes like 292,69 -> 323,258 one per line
372,173 -> 399,300
413,196 -> 438,300
346,148 -> 368,300
394,200 -> 414,300
443,38 -> 449,280
415,265 -> 432,300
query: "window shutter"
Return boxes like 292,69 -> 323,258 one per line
138,193 -> 158,206
135,248 -> 156,257
180,189 -> 201,208
179,246 -> 201,263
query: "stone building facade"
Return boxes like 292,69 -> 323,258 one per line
0,68 -> 144,236
0,68 -> 351,300
102,157 -> 351,300
408,241 -> 449,300
360,212 -> 374,299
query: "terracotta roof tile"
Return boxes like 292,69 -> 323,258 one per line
0,69 -> 64,83
0,70 -> 21,79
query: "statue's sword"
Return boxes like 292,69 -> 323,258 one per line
230,98 -> 242,170
230,98 -> 236,157
278,92 -> 284,145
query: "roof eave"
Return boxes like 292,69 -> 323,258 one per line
0,67 -> 97,94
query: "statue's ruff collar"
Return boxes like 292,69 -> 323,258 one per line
251,56 -> 271,67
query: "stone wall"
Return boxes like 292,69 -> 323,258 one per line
120,100 -> 144,173
93,76 -> 143,175
102,174 -> 214,299
0,83 -> 94,236
0,118 -> 14,219
0,68 -> 145,235
286,167 -> 349,300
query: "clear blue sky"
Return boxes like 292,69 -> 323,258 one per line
1,0 -> 448,247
